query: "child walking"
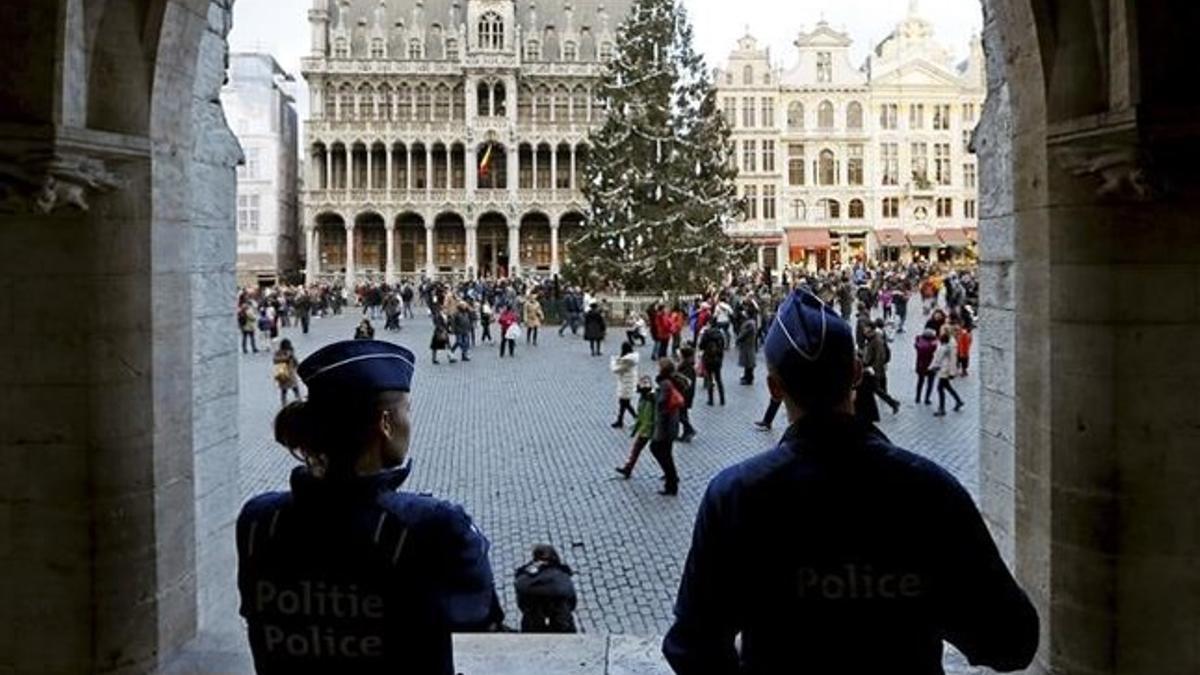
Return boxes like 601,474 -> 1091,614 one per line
616,376 -> 655,478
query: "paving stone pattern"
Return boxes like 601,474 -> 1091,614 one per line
239,305 -> 980,641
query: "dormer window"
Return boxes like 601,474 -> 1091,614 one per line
334,37 -> 349,59
408,39 -> 423,59
599,42 -> 613,61
446,39 -> 459,61
370,38 -> 385,59
742,65 -> 753,85
817,52 -> 832,83
525,39 -> 541,61
563,41 -> 577,62
479,11 -> 504,50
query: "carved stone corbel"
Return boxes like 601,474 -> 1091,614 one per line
0,124 -> 144,214
1047,114 -> 1162,202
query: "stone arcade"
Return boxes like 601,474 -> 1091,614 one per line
0,1 -> 1198,673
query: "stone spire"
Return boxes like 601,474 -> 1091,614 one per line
908,0 -> 920,16
528,0 -> 538,36
373,0 -> 386,30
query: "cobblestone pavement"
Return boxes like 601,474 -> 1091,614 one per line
238,304 -> 980,651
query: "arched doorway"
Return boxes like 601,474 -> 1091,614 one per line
316,213 -> 347,278
477,142 -> 508,191
520,212 -> 552,272
354,212 -> 386,282
559,211 -> 586,266
477,211 -> 509,278
433,212 -> 466,277
395,212 -> 426,277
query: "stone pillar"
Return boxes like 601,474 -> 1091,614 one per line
306,227 -> 319,282
344,223 -> 356,286
488,83 -> 495,117
507,145 -> 519,199
385,224 -> 396,283
446,146 -> 453,190
406,147 -> 413,193
313,227 -> 321,277
386,145 -> 393,199
570,145 -> 577,191
425,145 -> 433,200
424,223 -> 436,276
550,147 -> 558,200
466,224 -> 478,279
345,145 -> 352,196
507,224 -> 520,277
466,144 -> 478,196
325,146 -> 332,190
532,146 -> 539,190
366,145 -> 374,191
551,222 -> 561,273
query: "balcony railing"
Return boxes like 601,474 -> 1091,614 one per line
304,188 -> 584,208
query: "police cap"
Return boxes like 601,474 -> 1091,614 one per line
298,340 -> 415,400
764,289 -> 856,407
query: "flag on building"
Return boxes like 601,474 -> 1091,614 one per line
479,143 -> 494,179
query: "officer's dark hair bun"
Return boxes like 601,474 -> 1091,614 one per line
274,400 -> 312,463
273,394 -> 390,477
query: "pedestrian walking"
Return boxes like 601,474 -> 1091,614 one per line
736,309 -> 759,385
448,302 -> 472,363
354,318 -> 375,340
479,301 -> 494,343
584,302 -> 606,356
933,331 -> 964,416
610,342 -> 640,428
498,305 -> 519,358
651,359 -> 683,496
913,328 -> 939,405
676,346 -> 698,442
698,322 -> 726,406
238,303 -> 258,354
956,325 -> 973,377
862,319 -> 900,415
430,307 -> 451,364
271,338 -> 301,407
615,376 -> 656,479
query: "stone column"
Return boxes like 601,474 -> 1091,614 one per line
507,145 -> 519,199
345,145 -> 352,196
406,147 -> 413,193
385,224 -> 396,283
386,145 -> 393,199
507,224 -> 520,277
325,146 -> 332,190
313,227 -> 321,277
488,83 -> 495,117
570,145 -> 577,191
425,145 -> 433,200
305,227 -> 319,282
550,147 -> 558,200
366,146 -> 374,191
551,222 -> 561,274
344,223 -> 356,286
424,223 -> 436,276
532,147 -> 539,190
466,224 -> 478,279
446,146 -> 453,190
466,144 -> 478,196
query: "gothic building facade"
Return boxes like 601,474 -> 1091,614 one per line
302,0 -> 631,284
717,5 -> 986,270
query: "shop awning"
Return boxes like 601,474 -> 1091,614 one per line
937,228 -> 972,248
907,232 -> 942,248
873,228 -> 907,248
735,233 -> 784,246
786,229 -> 833,249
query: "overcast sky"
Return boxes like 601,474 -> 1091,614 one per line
229,0 -> 983,119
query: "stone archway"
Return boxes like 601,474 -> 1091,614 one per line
315,212 -> 347,278
433,211 -> 467,277
519,211 -> 553,272
395,212 -> 426,277
0,1 -> 242,672
477,211 -> 510,278
354,212 -> 387,282
558,210 -> 586,266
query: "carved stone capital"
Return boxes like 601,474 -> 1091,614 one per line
0,124 -> 146,214
1048,114 -> 1161,202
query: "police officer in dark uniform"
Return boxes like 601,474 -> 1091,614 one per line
237,340 -> 502,675
663,290 -> 1038,674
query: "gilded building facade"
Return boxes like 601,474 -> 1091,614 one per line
717,4 -> 986,270
302,0 -> 631,284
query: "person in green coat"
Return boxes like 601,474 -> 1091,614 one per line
615,376 -> 656,479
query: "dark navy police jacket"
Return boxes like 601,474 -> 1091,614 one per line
237,465 -> 498,675
663,415 -> 1039,674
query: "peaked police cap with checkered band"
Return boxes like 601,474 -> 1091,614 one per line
765,289 -> 856,400
298,340 -> 415,398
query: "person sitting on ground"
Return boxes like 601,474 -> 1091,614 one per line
663,289 -> 1038,674
354,318 -> 375,340
514,544 -> 578,634
239,340 -> 504,675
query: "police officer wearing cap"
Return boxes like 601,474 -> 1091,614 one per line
663,291 -> 1038,674
237,340 -> 502,675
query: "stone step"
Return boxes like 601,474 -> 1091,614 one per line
161,631 -> 977,674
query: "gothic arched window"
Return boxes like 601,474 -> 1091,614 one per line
849,199 -> 865,219
479,12 -> 504,50
563,41 -> 578,62
818,149 -> 836,185
847,101 -> 864,130
818,100 -> 834,129
787,101 -> 804,129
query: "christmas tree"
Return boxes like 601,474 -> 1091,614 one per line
564,0 -> 751,293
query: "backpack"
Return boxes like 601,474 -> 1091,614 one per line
664,381 -> 685,414
272,361 -> 291,384
672,372 -> 693,398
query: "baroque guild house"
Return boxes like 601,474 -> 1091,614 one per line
717,4 -> 985,271
303,0 -> 632,284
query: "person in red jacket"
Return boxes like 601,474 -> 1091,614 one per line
956,326 -> 973,377
669,304 -> 687,357
653,303 -> 674,360
913,328 -> 939,405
